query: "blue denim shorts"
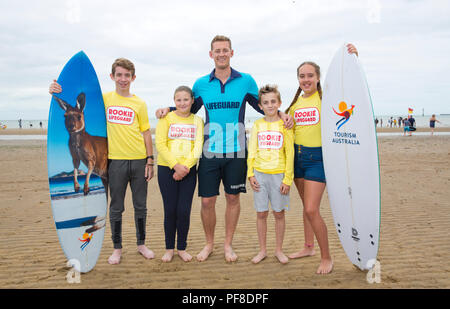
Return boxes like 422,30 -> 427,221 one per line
294,144 -> 326,183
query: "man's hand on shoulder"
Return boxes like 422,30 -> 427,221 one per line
279,111 -> 294,129
155,107 -> 170,119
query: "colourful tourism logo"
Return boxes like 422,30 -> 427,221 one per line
333,101 -> 355,130
79,232 -> 93,251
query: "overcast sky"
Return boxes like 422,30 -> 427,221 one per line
1,0 -> 449,120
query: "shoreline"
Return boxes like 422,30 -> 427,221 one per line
1,127 -> 450,136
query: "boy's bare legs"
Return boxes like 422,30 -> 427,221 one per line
252,211 -> 268,264
273,210 -> 288,264
224,193 -> 240,262
289,178 -> 316,259
197,196 -> 216,262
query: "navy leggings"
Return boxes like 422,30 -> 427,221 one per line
157,165 -> 196,250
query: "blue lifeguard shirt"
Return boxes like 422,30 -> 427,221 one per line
191,67 -> 263,155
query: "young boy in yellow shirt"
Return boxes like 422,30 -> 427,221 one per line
247,85 -> 294,264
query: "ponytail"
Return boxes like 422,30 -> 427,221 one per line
317,81 -> 322,100
285,86 -> 302,114
286,61 -> 322,114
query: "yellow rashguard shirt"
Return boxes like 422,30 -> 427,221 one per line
103,91 -> 151,160
247,118 -> 294,185
155,111 -> 204,169
288,91 -> 322,147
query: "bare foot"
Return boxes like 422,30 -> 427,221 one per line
251,251 -> 267,264
224,245 -> 238,263
275,251 -> 289,264
162,249 -> 174,263
197,244 -> 213,262
137,245 -> 155,259
288,247 -> 315,259
108,249 -> 122,265
316,259 -> 333,275
177,250 -> 193,262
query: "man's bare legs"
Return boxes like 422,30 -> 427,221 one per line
224,193 -> 240,262
197,196 -> 216,262
196,193 -> 240,262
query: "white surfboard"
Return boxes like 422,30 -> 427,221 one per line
321,44 -> 380,270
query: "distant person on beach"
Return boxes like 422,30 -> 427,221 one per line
155,35 -> 294,263
18,119 -> 22,129
429,114 -> 441,136
49,57 -> 156,265
39,121 -> 43,129
247,85 -> 294,265
409,115 -> 416,134
398,116 -> 403,128
403,118 -> 411,136
285,44 -> 359,275
155,86 -> 204,263
375,118 -> 379,127
403,115 -> 416,136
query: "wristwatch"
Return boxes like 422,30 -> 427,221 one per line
146,155 -> 154,166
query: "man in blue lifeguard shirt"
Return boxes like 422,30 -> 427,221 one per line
156,35 -> 293,262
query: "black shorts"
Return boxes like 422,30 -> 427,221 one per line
198,155 -> 247,197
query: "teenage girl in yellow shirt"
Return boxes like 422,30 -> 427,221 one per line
286,44 -> 358,274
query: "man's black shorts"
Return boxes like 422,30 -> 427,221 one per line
198,155 -> 247,197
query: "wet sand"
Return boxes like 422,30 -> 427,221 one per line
0,134 -> 449,289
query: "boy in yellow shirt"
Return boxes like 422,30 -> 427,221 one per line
247,85 -> 294,264
155,86 -> 204,263
49,58 -> 155,265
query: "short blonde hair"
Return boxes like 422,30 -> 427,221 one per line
258,84 -> 281,104
112,58 -> 135,76
211,35 -> 232,50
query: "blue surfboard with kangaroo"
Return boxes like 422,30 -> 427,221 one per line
47,51 -> 108,273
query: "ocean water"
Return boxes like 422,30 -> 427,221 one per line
49,174 -> 105,199
2,114 -> 450,130
245,115 -> 450,129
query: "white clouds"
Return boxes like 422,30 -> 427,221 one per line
0,0 -> 450,119
65,0 -> 81,24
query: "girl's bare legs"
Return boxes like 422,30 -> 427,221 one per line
303,180 -> 333,274
289,178 -> 316,259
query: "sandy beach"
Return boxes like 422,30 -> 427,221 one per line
0,129 -> 449,289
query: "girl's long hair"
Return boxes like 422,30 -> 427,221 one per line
285,61 -> 322,114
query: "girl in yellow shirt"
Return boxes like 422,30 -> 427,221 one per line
285,45 -> 358,275
155,86 -> 204,263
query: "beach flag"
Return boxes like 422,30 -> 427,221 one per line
408,108 -> 413,114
